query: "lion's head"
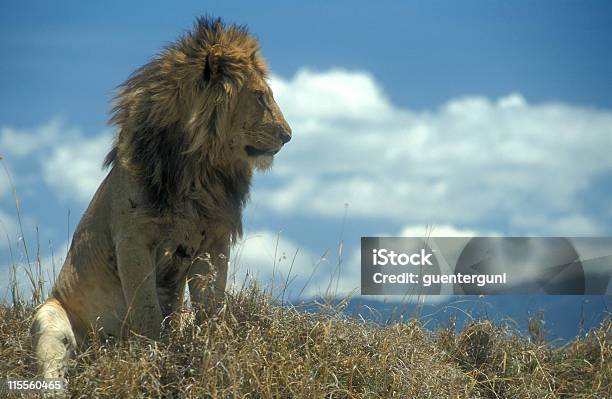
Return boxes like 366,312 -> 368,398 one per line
104,17 -> 291,213
231,69 -> 292,171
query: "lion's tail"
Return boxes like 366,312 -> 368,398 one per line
30,298 -> 77,380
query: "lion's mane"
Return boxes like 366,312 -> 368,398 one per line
103,17 -> 269,240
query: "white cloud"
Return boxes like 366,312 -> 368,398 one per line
0,119 -> 113,203
237,223 -> 481,302
229,229 -> 380,300
258,69 -> 612,235
43,132 -> 112,202
271,68 -> 393,122
399,224 -> 483,238
0,119 -> 65,158
229,229 -> 329,298
5,70 -> 610,236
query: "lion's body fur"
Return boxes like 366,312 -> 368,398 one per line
30,17 -> 291,379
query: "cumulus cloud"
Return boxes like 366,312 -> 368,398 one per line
400,224 -> 484,238
43,132 -> 112,202
256,68 -> 612,235
230,229 -> 331,298
270,69 -> 393,122
0,119 -> 65,158
238,223 -> 484,302
4,69 -> 610,236
0,119 -> 113,202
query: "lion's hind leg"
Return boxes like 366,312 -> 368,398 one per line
30,298 -> 77,380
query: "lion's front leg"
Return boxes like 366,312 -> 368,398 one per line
188,236 -> 229,322
115,236 -> 163,339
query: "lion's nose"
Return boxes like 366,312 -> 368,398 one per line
279,129 -> 291,144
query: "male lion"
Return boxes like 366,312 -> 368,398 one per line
30,17 -> 291,379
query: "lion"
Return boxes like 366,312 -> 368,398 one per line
30,16 -> 291,379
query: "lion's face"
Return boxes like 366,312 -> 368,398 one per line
234,75 -> 292,170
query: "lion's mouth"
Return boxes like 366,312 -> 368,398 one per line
245,145 -> 280,157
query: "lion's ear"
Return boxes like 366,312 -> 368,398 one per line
203,48 -> 221,82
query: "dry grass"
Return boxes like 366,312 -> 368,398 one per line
0,286 -> 610,398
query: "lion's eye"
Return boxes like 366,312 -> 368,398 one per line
256,91 -> 266,106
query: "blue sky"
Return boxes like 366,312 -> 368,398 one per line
1,1 -> 612,304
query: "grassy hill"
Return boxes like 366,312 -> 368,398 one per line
1,286 -> 609,398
